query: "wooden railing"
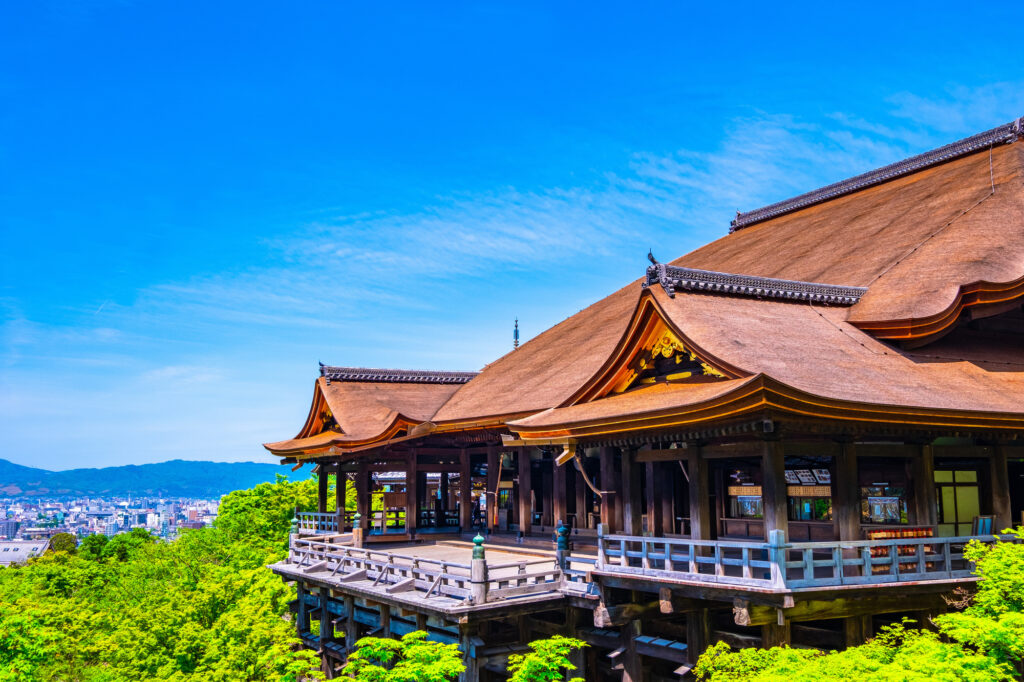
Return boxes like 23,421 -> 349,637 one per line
296,512 -> 344,535
592,526 -> 1015,590
288,536 -> 565,604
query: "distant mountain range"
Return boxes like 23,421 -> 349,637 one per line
0,458 -> 311,498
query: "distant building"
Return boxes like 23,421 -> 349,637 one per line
0,539 -> 50,567
0,519 -> 18,539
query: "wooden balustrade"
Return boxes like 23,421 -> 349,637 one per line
287,536 -> 566,604
591,527 -> 1016,590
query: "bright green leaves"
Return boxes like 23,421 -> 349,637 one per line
341,631 -> 465,682
507,635 -> 587,682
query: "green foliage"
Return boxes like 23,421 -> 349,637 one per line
49,532 -> 77,553
935,528 -> 1024,668
695,621 -> 1012,681
696,528 -> 1024,681
507,635 -> 586,682
341,631 -> 465,681
0,476 -> 325,681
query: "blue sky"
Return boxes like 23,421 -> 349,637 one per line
2,2 -> 1023,469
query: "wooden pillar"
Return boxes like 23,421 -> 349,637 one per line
318,466 -> 329,513
459,449 -> 472,531
761,621 -> 791,648
761,440 -> 788,541
599,447 -> 619,532
486,445 -> 499,532
334,466 -> 346,521
552,454 -> 567,528
834,441 -> 860,542
518,448 -> 533,535
296,582 -> 308,635
913,443 -> 938,527
843,614 -> 872,648
991,446 -> 1012,531
686,607 -> 711,666
380,603 -> 391,638
541,457 -> 554,527
406,452 -> 418,536
645,462 -> 664,536
688,447 -> 710,540
566,608 -> 586,678
660,464 -> 676,534
344,596 -> 357,652
319,588 -> 332,644
355,465 -> 370,529
574,457 -> 588,529
620,620 -> 643,682
621,447 -> 643,536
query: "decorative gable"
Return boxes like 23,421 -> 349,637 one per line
565,293 -> 740,406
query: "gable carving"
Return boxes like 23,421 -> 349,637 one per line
612,329 -> 726,394
566,294 -> 740,406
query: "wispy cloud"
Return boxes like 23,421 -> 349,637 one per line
4,82 -> 1022,468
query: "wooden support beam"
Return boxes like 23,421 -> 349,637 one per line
761,440 -> 788,541
645,462 -> 663,536
595,600 -> 661,628
620,620 -> 643,682
406,451 -> 418,536
689,447 -> 710,541
552,451 -> 567,528
518,447 -> 532,534
486,444 -> 499,532
334,466 -> 346,521
318,466 -> 329,513
303,560 -> 329,574
354,464 -> 370,529
599,447 -> 619,532
622,447 -> 643,536
386,578 -> 416,594
319,588 -> 332,643
686,607 -> 711,666
574,457 -> 588,530
459,449 -> 472,531
380,604 -> 391,638
660,463 -> 676,535
843,614 -> 872,648
658,588 -> 706,614
338,569 -> 367,583
833,441 -> 860,542
913,443 -> 938,527
296,582 -> 309,635
344,596 -> 357,652
734,593 -> 949,627
991,446 -> 1012,531
761,621 -> 791,648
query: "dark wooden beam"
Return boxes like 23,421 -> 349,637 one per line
913,443 -> 938,527
761,440 -> 788,540
992,446 -> 1012,530
621,447 -> 643,536
687,607 -> 712,666
486,444 -> 499,532
734,593 -> 948,627
834,441 -> 860,542
518,447 -> 532,535
645,462 -> 663,536
599,446 -> 619,532
689,446 -> 710,541
459,449 -> 472,531
318,466 -> 329,513
552,450 -> 567,527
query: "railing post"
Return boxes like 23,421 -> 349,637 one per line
555,521 -> 569,570
470,534 -> 488,604
352,513 -> 364,548
596,523 -> 607,568
290,508 -> 299,537
768,529 -> 787,588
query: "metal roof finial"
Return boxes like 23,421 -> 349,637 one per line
514,318 -> 520,350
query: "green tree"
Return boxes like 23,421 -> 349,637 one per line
507,635 -> 586,682
49,532 -> 77,553
341,631 -> 465,681
78,533 -> 109,560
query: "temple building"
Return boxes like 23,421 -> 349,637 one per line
265,116 -> 1024,680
